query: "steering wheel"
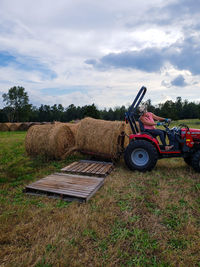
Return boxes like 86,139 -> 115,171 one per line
162,120 -> 171,128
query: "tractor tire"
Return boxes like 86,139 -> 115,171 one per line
124,140 -> 158,172
191,150 -> 200,172
184,157 -> 192,166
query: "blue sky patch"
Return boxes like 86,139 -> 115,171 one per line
0,52 -> 16,66
0,51 -> 57,80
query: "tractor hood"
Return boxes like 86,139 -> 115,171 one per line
181,128 -> 200,139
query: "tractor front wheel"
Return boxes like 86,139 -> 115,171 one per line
191,151 -> 200,172
124,140 -> 158,172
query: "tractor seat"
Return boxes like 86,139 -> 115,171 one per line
138,119 -> 159,139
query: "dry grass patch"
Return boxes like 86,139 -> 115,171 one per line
1,131 -> 200,266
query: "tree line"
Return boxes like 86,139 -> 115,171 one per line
1,86 -> 200,122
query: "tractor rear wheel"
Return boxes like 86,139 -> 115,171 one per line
191,150 -> 200,172
124,140 -> 158,172
184,156 -> 192,166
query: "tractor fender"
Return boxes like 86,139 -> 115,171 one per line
129,133 -> 161,152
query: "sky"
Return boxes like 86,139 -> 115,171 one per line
0,0 -> 200,109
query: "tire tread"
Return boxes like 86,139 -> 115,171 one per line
124,140 -> 158,172
191,150 -> 200,172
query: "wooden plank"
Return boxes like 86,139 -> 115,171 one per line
79,160 -> 112,165
25,176 -> 99,186
95,164 -> 110,174
61,160 -> 114,177
31,182 -> 97,193
26,178 -> 96,191
81,163 -> 96,172
89,164 -> 106,174
62,162 -> 80,172
78,164 -> 94,173
67,162 -> 84,172
86,162 -> 113,175
27,181 -> 94,192
61,161 -> 79,171
86,179 -> 104,201
85,163 -> 101,173
73,162 -> 91,172
26,185 -> 89,198
44,173 -> 100,186
25,173 -> 104,202
80,163 -> 97,173
27,177 -> 99,191
98,164 -> 114,174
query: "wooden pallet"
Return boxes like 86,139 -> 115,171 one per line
24,173 -> 104,202
61,160 -> 114,177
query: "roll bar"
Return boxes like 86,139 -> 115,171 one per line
125,86 -> 147,134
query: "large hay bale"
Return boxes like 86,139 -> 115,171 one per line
25,123 -> 76,159
9,123 -> 22,131
0,123 -> 9,131
76,117 -> 125,159
66,122 -> 80,137
4,123 -> 12,131
27,122 -> 41,129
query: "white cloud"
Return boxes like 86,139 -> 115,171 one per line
0,0 -> 200,109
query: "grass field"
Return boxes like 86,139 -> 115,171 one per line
0,120 -> 200,267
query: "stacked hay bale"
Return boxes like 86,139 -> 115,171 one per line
9,123 -> 22,131
28,122 -> 41,128
76,117 -> 125,160
25,118 -> 127,161
5,123 -> 12,131
18,122 -> 41,131
18,122 -> 30,131
25,123 -> 78,159
0,123 -> 9,131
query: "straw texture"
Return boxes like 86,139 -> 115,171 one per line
0,123 -> 9,131
25,123 -> 76,159
76,117 -> 125,159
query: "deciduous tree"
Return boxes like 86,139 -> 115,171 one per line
2,86 -> 32,122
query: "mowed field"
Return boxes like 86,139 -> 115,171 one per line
1,120 -> 200,267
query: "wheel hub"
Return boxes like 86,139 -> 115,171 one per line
131,148 -> 149,166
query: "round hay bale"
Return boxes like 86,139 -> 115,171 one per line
27,122 -> 41,129
18,123 -> 30,131
41,122 -> 51,125
76,117 -> 125,159
0,123 -> 10,131
25,123 -> 76,159
66,122 -> 80,137
4,123 -> 12,131
9,123 -> 22,131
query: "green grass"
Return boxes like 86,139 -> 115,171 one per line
0,123 -> 200,266
171,118 -> 200,128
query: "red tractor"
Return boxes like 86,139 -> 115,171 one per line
124,86 -> 200,172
